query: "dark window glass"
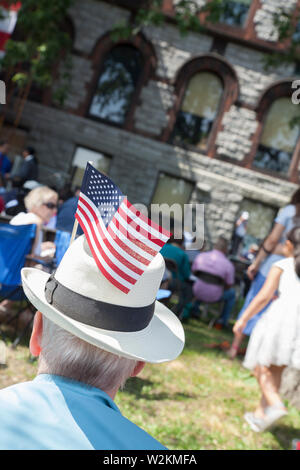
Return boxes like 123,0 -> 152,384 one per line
89,45 -> 143,125
171,72 -> 223,150
219,0 -> 251,27
253,97 -> 300,175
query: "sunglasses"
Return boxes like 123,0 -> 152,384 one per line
43,202 -> 58,210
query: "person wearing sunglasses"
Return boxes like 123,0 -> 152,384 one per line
0,186 -> 59,320
10,185 -> 58,257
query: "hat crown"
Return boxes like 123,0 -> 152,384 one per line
54,235 -> 165,307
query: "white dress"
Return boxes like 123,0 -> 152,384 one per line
243,257 -> 300,371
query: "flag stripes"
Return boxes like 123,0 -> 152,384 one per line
77,199 -> 142,278
76,192 -> 168,293
74,163 -> 170,293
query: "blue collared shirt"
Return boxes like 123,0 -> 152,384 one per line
0,374 -> 166,450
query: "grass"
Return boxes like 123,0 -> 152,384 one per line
0,314 -> 300,450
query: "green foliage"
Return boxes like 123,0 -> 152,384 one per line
201,0 -> 225,23
110,0 -> 229,41
111,0 -> 165,41
1,0 -> 74,104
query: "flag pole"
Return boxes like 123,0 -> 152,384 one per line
69,220 -> 78,246
69,160 -> 94,246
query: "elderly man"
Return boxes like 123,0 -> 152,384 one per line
0,235 -> 184,450
192,236 -> 236,329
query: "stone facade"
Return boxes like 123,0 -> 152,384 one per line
254,0 -> 298,42
5,0 -> 300,408
5,0 -> 299,247
216,106 -> 258,161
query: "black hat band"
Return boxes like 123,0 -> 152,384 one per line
44,272 -> 155,332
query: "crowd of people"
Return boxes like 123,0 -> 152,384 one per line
160,231 -> 238,328
0,140 -> 300,447
0,142 -> 83,321
159,186 -> 300,433
0,140 -> 82,234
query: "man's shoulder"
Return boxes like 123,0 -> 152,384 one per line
111,412 -> 167,450
0,380 -> 35,412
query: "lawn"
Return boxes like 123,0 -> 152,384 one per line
0,316 -> 300,450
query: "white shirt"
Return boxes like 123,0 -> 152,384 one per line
10,212 -> 42,255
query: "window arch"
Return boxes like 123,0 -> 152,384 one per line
89,44 -> 144,125
171,71 -> 223,150
166,55 -> 239,155
250,82 -> 300,181
253,97 -> 300,175
86,33 -> 156,129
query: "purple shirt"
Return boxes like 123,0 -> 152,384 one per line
192,250 -> 235,303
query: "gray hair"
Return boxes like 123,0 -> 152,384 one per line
38,315 -> 138,393
24,186 -> 58,212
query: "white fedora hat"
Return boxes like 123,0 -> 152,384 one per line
21,235 -> 185,363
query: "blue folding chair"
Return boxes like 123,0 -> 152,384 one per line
54,230 -> 72,266
0,223 -> 37,347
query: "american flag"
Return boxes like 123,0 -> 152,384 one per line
75,163 -> 170,294
0,2 -> 21,59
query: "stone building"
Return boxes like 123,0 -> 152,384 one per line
4,0 -> 300,248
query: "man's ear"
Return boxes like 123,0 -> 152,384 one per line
131,361 -> 145,378
29,311 -> 43,357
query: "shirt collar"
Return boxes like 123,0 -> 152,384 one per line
34,373 -> 121,414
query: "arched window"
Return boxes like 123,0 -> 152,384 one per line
171,72 -> 223,150
253,97 -> 300,176
89,44 -> 144,125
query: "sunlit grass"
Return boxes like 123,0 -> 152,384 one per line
0,317 -> 300,449
116,318 -> 300,450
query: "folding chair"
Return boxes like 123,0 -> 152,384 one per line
193,270 -> 225,328
0,223 -> 37,347
162,257 -> 181,311
54,230 -> 72,266
162,257 -> 193,317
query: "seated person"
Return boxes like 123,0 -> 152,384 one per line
160,233 -> 193,316
161,234 -> 190,282
3,181 -> 41,217
192,236 -> 236,328
241,243 -> 259,262
0,186 -> 59,316
10,146 -> 39,188
9,185 -> 58,259
56,186 -> 83,235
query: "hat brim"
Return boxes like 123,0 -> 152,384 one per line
21,268 -> 185,364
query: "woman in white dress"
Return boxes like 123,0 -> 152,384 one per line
233,226 -> 300,432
